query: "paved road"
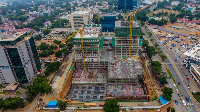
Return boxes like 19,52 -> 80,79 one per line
145,26 -> 199,112
141,27 -> 185,112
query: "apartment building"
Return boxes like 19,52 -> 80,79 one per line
0,35 -> 41,84
70,11 -> 93,31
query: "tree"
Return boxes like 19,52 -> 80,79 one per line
160,54 -> 167,61
58,100 -> 66,111
146,46 -> 157,59
140,21 -> 145,26
43,29 -> 51,35
34,26 -> 40,31
53,40 -> 61,45
1,97 -> 25,111
103,99 -> 119,112
49,44 -> 58,50
34,34 -> 42,40
151,61 -> 162,75
163,87 -> 173,101
32,77 -> 52,94
37,43 -> 49,50
167,107 -> 175,112
169,14 -> 177,23
143,40 -> 149,48
55,50 -> 62,57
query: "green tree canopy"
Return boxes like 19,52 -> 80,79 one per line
103,99 -> 119,112
146,46 -> 157,59
143,40 -> 149,48
34,34 -> 42,40
163,87 -> 173,101
169,14 -> 177,23
58,100 -> 66,111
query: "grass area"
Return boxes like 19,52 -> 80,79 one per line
0,91 -> 4,94
192,92 -> 200,103
15,91 -> 22,95
147,11 -> 153,17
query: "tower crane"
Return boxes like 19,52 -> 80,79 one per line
61,28 -> 86,70
128,4 -> 152,58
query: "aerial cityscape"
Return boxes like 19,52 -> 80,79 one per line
0,0 -> 199,112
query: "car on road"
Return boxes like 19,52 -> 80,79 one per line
186,107 -> 190,111
184,74 -> 187,76
178,93 -> 181,97
185,97 -> 189,102
175,100 -> 178,105
177,82 -> 180,85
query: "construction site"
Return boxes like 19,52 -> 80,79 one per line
62,21 -> 152,102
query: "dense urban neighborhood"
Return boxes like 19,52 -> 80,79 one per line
0,0 -> 200,112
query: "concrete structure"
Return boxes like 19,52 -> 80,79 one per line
70,11 -> 93,31
114,20 -> 140,58
73,24 -> 107,68
118,0 -> 133,10
0,35 -> 41,84
69,22 -> 146,102
183,44 -> 200,86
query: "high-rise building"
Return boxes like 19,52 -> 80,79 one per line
100,13 -> 116,32
0,35 -> 41,84
118,0 -> 133,10
70,11 -> 93,31
133,0 -> 140,8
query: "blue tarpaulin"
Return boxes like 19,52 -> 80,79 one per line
159,96 -> 168,105
48,101 -> 58,108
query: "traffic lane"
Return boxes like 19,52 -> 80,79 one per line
147,26 -> 197,111
166,60 -> 196,111
168,78 -> 185,112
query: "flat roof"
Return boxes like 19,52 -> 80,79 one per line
74,24 -> 101,39
71,10 -> 90,15
183,44 -> 200,59
115,20 -> 140,28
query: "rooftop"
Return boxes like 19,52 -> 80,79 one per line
115,20 -> 139,28
183,44 -> 200,59
71,10 -> 90,15
74,24 -> 101,39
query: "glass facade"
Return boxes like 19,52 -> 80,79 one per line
118,0 -> 133,10
29,37 -> 41,71
100,16 -> 116,32
7,48 -> 28,83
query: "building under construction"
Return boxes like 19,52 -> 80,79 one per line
67,22 -> 149,102
114,20 -> 141,58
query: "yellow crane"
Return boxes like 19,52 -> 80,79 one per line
61,28 -> 86,70
128,4 -> 153,58
79,28 -> 86,70
62,30 -> 80,44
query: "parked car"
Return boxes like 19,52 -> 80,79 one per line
178,93 -> 181,97
175,100 -> 178,105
